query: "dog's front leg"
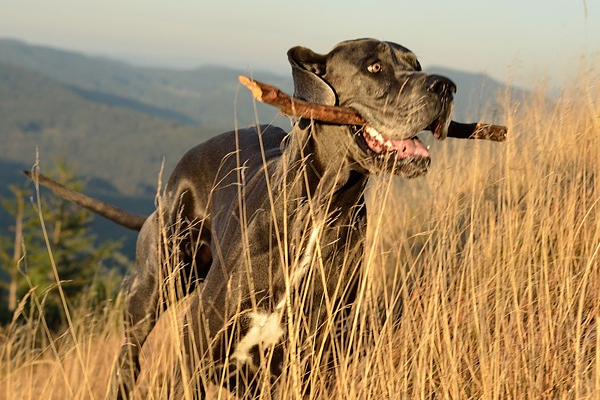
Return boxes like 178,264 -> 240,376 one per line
184,294 -> 287,398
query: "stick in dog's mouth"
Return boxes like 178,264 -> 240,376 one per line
238,75 -> 507,143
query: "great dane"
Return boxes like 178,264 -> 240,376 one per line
29,38 -> 456,398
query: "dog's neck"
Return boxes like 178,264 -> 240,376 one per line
279,122 -> 369,204
277,122 -> 367,300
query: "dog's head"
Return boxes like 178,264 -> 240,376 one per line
288,38 -> 455,178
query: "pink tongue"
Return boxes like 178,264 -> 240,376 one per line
391,138 -> 430,159
364,133 -> 430,159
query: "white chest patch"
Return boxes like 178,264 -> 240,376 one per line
232,311 -> 284,364
293,224 -> 321,285
232,223 -> 323,365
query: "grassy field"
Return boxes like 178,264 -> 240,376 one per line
1,65 -> 599,400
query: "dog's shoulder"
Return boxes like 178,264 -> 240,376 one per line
168,125 -> 288,189
186,124 -> 287,158
235,124 -> 288,155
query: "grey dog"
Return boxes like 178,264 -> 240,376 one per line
29,38 -> 456,398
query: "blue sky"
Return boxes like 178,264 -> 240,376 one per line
1,0 -> 598,86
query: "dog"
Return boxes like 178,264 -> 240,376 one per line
29,38 -> 456,398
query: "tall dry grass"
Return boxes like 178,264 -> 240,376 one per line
1,64 -> 599,400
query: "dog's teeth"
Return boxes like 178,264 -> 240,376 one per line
366,126 -> 381,138
426,145 -> 431,150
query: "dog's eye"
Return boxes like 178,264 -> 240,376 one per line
367,62 -> 382,74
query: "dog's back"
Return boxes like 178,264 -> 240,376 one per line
156,124 -> 289,285
167,125 -> 287,202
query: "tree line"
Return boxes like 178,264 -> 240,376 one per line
0,162 -> 129,330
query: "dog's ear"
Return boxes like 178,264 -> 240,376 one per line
287,46 -> 337,106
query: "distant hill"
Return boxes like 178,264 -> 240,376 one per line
0,63 -> 206,252
0,39 -> 525,252
0,61 -> 219,196
0,39 -> 292,129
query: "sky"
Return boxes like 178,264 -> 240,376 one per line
1,0 -> 599,87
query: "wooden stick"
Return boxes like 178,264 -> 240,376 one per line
24,170 -> 146,230
447,121 -> 507,142
239,75 -> 366,125
239,75 -> 507,142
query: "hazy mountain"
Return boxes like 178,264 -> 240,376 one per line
0,61 -> 218,196
0,39 -> 292,129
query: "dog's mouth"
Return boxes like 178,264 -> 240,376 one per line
427,118 -> 446,140
361,125 -> 430,159
355,112 -> 450,161
353,124 -> 430,178
352,113 -> 451,177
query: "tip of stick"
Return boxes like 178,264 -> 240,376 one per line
474,123 -> 508,142
238,75 -> 264,102
238,75 -> 251,86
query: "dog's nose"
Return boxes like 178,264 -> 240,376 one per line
426,75 -> 457,96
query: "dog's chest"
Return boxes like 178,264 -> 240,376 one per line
230,218 -> 363,368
